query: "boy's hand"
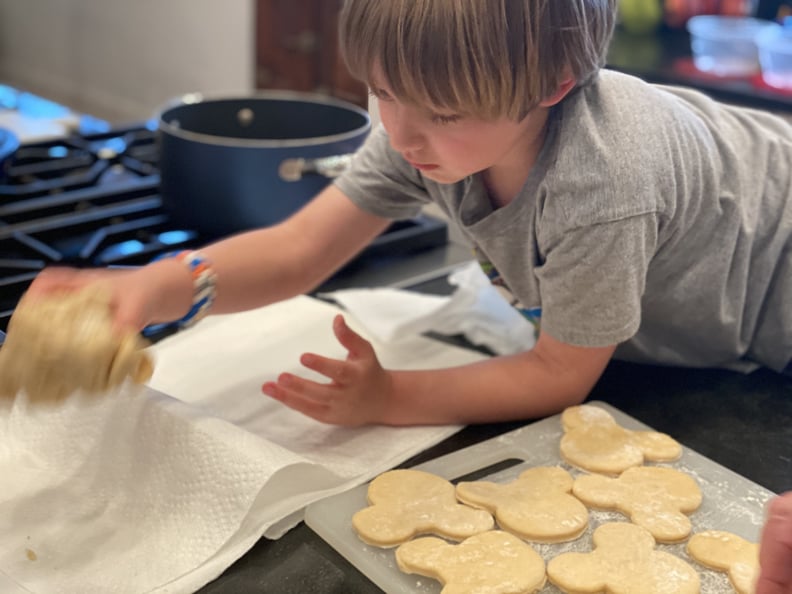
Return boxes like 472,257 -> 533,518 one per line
26,266 -> 150,333
261,314 -> 393,426
756,492 -> 792,594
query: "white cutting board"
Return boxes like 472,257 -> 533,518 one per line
305,401 -> 776,594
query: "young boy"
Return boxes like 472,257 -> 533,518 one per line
22,0 -> 792,426
10,1 -> 792,586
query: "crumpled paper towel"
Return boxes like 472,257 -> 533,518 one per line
323,260 -> 537,355
0,295 -> 488,594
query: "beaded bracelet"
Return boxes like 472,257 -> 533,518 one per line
153,250 -> 218,328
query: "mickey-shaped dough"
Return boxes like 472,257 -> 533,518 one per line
455,466 -> 588,543
547,522 -> 700,594
396,530 -> 546,594
351,469 -> 494,547
0,286 -> 153,402
687,530 -> 759,594
560,404 -> 682,474
572,465 -> 702,542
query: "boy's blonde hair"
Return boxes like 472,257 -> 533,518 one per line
340,0 -> 617,120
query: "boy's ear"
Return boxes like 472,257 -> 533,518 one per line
539,78 -> 576,107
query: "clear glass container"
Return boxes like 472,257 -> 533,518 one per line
687,15 -> 777,76
757,16 -> 792,90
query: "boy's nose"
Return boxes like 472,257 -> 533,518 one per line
385,115 -> 424,154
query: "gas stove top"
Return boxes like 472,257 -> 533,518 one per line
0,123 -> 447,340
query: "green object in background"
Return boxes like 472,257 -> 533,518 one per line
608,29 -> 664,68
618,0 -> 663,33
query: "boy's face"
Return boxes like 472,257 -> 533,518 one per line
370,75 -> 548,185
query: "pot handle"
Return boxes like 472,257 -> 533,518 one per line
278,154 -> 354,182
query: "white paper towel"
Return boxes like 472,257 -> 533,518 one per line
0,295 -> 488,594
0,387 -> 306,594
324,260 -> 537,355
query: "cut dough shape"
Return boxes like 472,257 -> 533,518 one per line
0,286 -> 153,402
572,465 -> 702,542
351,469 -> 494,547
547,522 -> 700,594
455,466 -> 588,543
687,530 -> 759,594
396,530 -> 546,594
560,404 -> 682,474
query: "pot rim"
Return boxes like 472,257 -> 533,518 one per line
155,90 -> 371,148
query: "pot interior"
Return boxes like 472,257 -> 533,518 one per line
161,97 -> 369,141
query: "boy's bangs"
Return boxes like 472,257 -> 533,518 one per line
341,0 -> 529,119
340,0 -> 617,119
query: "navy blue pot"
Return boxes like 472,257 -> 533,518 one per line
157,92 -> 371,239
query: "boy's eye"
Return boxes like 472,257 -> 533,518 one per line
431,113 -> 462,125
368,87 -> 393,101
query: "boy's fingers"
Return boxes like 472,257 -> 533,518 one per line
28,267 -> 97,294
300,353 -> 349,383
262,381 -> 330,420
331,314 -> 373,358
112,302 -> 148,333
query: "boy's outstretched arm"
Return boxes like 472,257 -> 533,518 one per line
263,315 -> 615,426
26,185 -> 393,331
387,330 -> 615,425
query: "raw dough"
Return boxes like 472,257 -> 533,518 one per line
687,530 -> 759,594
455,466 -> 589,543
572,465 -> 702,542
560,404 -> 682,474
547,521 -> 700,594
396,530 -> 546,594
351,469 -> 494,547
0,286 -> 153,402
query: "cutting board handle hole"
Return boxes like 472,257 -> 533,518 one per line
451,457 -> 525,484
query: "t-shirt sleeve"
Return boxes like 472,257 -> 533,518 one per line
536,213 -> 658,347
333,125 -> 431,220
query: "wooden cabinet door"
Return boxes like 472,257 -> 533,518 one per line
255,0 -> 367,107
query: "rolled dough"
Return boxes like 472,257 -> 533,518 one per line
351,469 -> 494,547
572,465 -> 702,543
560,404 -> 682,474
0,286 -> 153,402
547,522 -> 700,593
455,466 -> 589,543
396,530 -> 546,594
687,530 -> 759,594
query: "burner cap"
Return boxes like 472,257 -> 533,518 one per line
0,127 -> 20,166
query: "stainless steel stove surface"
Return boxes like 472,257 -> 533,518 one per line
0,123 -> 448,341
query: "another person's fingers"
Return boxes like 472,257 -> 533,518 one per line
756,493 -> 792,594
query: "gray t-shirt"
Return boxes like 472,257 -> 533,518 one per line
334,69 -> 792,372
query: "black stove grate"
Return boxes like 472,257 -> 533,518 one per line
0,123 -> 447,338
0,124 -> 159,194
